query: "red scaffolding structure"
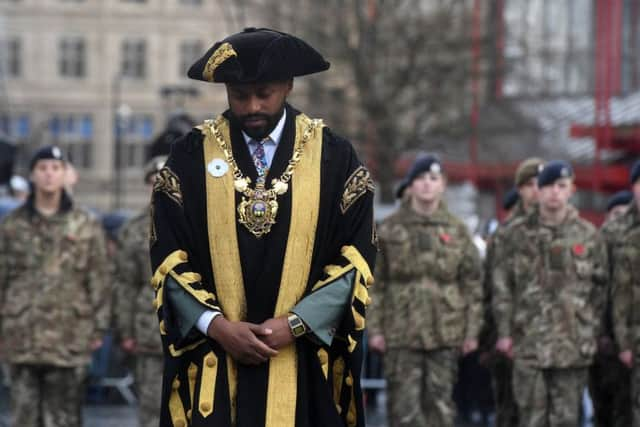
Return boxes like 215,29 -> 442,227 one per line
393,1 -> 640,225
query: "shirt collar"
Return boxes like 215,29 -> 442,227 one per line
241,109 -> 287,145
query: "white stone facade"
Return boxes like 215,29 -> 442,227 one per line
0,0 -> 237,210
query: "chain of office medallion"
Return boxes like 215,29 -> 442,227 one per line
206,118 -> 321,197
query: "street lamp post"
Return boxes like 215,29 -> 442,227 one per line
113,75 -> 131,210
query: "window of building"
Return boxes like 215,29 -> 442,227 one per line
179,40 -> 203,76
0,114 -> 30,140
59,37 -> 86,78
2,38 -> 22,78
121,39 -> 147,79
115,114 -> 154,168
49,114 -> 94,167
503,0 -> 593,96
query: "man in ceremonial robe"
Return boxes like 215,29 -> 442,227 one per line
149,28 -> 377,427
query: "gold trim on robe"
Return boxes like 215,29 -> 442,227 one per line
201,113 -> 324,427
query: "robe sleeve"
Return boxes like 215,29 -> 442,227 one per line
292,145 -> 377,350
365,233 -> 386,338
149,134 -> 222,355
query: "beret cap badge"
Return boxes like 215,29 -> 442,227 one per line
203,42 -> 238,82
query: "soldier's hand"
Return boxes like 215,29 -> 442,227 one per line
619,350 -> 633,368
495,337 -> 513,358
121,338 -> 137,353
368,334 -> 386,354
207,316 -> 278,365
462,339 -> 478,355
259,317 -> 294,350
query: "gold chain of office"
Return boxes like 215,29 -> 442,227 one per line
206,118 -> 322,238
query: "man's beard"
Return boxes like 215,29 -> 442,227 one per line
229,106 -> 285,140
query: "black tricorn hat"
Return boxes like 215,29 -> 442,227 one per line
187,27 -> 330,84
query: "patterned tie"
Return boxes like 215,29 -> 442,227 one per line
250,138 -> 269,179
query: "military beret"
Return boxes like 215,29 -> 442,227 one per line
514,157 -> 544,187
537,160 -> 573,188
144,155 -> 167,183
101,212 -> 128,243
188,28 -> 330,84
606,190 -> 632,212
29,145 -> 65,170
502,187 -> 520,211
631,159 -> 640,185
395,154 -> 443,199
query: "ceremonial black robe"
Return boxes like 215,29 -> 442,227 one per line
150,105 -> 376,427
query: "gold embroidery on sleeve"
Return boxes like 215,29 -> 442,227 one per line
340,166 -> 375,214
154,167 -> 183,208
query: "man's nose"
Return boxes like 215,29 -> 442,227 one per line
247,96 -> 262,113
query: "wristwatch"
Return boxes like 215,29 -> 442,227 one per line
287,313 -> 307,338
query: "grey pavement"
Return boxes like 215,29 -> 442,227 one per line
0,384 -> 390,427
0,385 -> 488,427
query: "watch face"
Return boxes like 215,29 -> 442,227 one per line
293,325 -> 306,336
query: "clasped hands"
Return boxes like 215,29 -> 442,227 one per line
207,315 -> 294,365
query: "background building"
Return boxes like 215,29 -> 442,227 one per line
0,0 -> 237,210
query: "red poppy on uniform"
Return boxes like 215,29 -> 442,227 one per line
572,243 -> 585,256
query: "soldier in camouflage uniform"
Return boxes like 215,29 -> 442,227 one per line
611,159 -> 640,427
115,156 -> 167,427
483,158 -> 544,427
492,160 -> 608,427
589,189 -> 634,427
368,155 -> 483,427
0,145 -> 111,427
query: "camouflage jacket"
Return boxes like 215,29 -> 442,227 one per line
608,203 -> 640,353
480,201 -> 529,349
491,205 -> 608,368
368,201 -> 483,350
115,208 -> 162,355
598,210 -> 632,340
0,201 -> 110,367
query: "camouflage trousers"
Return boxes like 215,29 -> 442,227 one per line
9,364 -> 86,427
135,354 -> 163,427
385,348 -> 459,427
512,361 -> 587,427
588,351 -> 630,427
491,354 -> 518,427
